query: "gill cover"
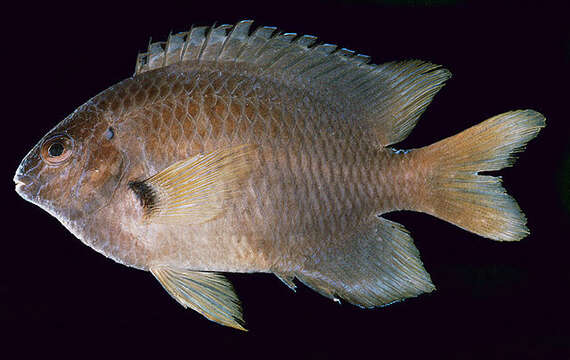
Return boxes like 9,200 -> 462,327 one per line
73,132 -> 126,214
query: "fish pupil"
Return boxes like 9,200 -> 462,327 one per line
48,142 -> 64,157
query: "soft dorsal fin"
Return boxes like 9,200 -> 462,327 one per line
365,61 -> 451,145
135,20 -> 451,146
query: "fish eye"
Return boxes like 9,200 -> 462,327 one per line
41,134 -> 74,166
48,142 -> 64,157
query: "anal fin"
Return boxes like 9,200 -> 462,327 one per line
274,272 -> 297,291
151,266 -> 246,331
295,216 -> 434,308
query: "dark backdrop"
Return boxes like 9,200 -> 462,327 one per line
5,1 -> 569,358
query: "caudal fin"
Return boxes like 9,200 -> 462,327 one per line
415,110 -> 545,241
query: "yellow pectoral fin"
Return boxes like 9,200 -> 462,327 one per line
129,144 -> 256,224
151,266 -> 247,331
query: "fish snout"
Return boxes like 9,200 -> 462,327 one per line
13,172 -> 33,196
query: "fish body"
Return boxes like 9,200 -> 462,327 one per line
14,21 -> 545,330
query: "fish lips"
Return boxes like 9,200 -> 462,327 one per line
14,140 -> 42,201
14,171 -> 34,201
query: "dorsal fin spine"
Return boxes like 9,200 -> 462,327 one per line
197,25 -> 212,61
181,26 -> 207,62
202,24 -> 233,61
250,31 -> 281,65
267,34 -> 298,62
236,26 -> 277,64
177,31 -> 190,63
133,20 -> 451,147
255,33 -> 296,69
163,31 -> 173,68
213,24 -> 231,61
218,22 -> 241,61
219,20 -> 252,62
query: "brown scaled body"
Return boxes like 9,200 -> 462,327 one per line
91,61 -> 416,270
14,21 -> 544,330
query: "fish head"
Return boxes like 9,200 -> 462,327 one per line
14,103 -> 126,238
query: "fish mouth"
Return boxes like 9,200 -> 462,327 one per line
13,173 -> 32,195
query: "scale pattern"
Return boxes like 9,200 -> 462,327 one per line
90,61 -> 411,270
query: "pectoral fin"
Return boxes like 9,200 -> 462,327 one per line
151,266 -> 246,331
129,144 -> 256,224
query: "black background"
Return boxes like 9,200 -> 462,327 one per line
4,1 -> 569,358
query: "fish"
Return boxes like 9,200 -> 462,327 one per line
13,20 -> 545,330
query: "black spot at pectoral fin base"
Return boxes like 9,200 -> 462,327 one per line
130,144 -> 257,224
128,180 -> 157,214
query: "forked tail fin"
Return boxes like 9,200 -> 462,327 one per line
414,110 -> 545,241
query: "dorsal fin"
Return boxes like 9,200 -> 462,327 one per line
134,20 -> 451,146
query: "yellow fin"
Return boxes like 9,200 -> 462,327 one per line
130,144 -> 256,224
415,110 -> 545,241
151,266 -> 246,331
